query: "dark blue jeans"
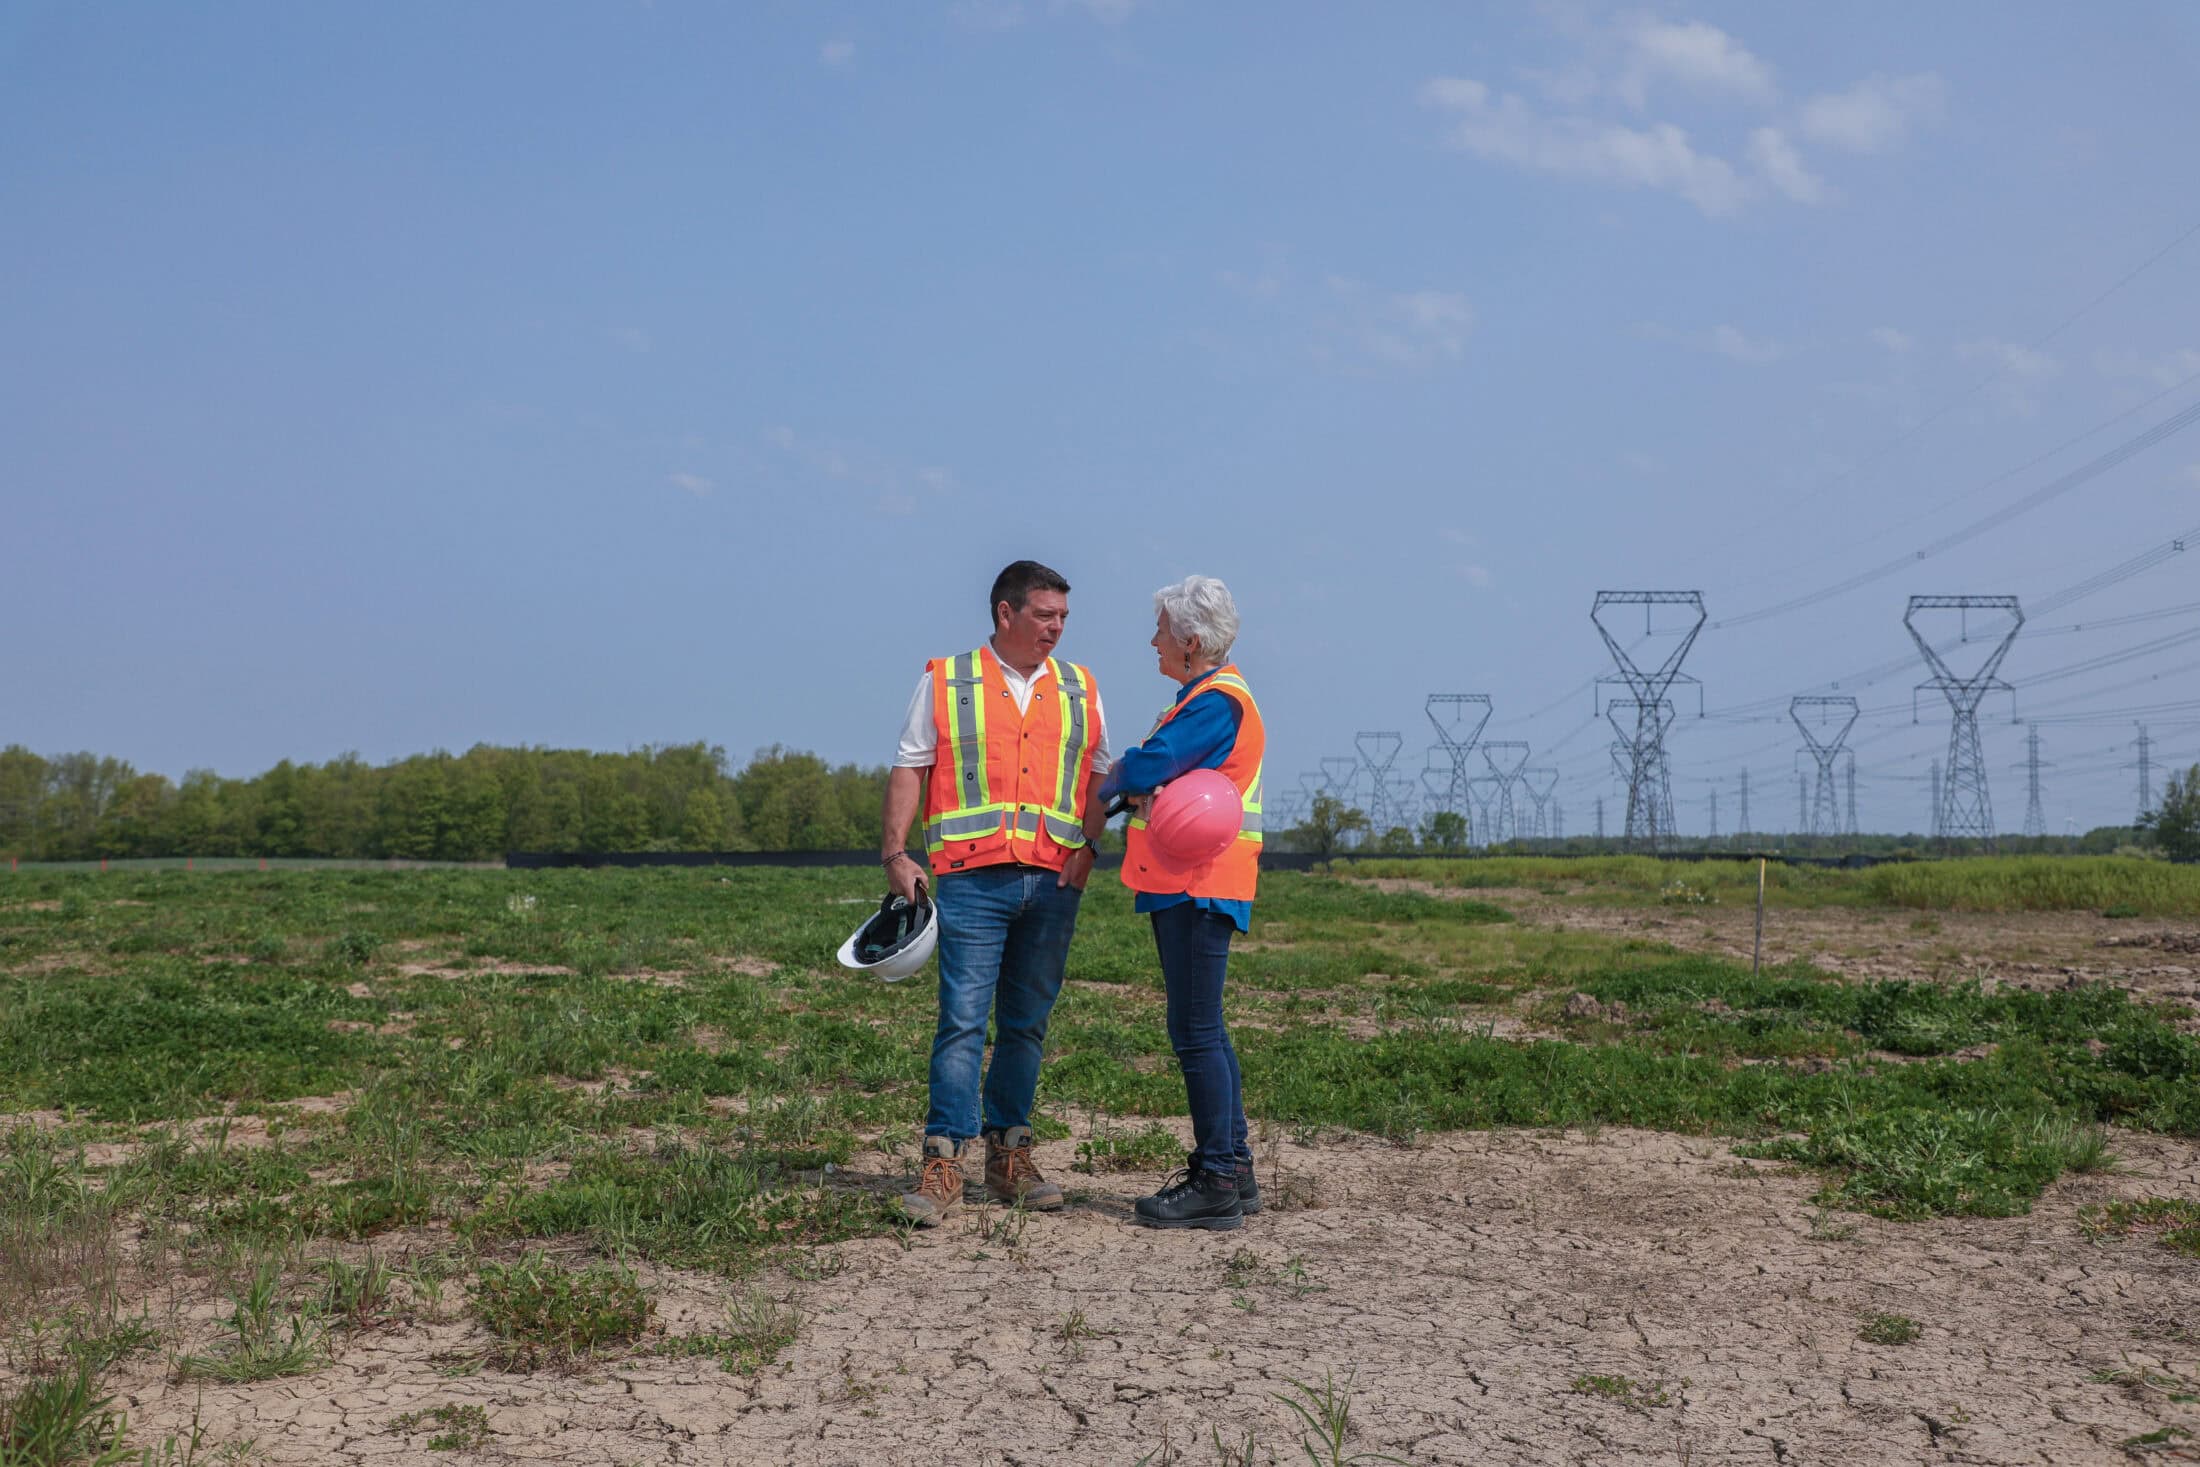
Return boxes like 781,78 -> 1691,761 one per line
926,865 -> 1084,1141
1151,903 -> 1250,1176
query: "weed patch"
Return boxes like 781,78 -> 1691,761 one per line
2082,1198 -> 2200,1258
468,1253 -> 652,1369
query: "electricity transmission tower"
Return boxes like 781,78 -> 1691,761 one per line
1523,768 -> 1559,841
1593,591 -> 1705,848
1797,773 -> 1808,834
1739,769 -> 1750,837
1905,595 -> 2023,843
1425,694 -> 1492,837
1845,752 -> 1858,836
1708,787 -> 1719,840
1419,750 -> 1454,824
1790,696 -> 1859,839
1929,761 -> 1942,838
1465,777 -> 1502,848
1481,742 -> 1529,845
2013,725 -> 2051,839
1355,733 -> 1404,834
1594,796 -> 1606,841
1319,756 -> 1360,804
2132,724 -> 2154,821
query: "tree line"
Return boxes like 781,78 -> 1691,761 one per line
0,744 -> 890,862
6,741 -> 2189,864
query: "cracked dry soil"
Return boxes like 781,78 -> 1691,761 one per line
83,1123 -> 2200,1467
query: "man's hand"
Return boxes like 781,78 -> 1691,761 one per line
1124,794 -> 1152,819
885,851 -> 926,905
1057,846 -> 1096,890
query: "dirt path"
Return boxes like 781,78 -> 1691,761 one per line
85,1123 -> 2200,1465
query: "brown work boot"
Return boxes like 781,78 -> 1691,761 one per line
984,1125 -> 1064,1210
898,1135 -> 966,1227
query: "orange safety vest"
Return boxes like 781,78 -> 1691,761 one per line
1121,666 -> 1265,902
921,644 -> 1104,877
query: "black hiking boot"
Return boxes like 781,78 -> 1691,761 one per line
1236,1160 -> 1262,1216
1133,1159 -> 1243,1231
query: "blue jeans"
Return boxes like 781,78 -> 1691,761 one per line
1151,902 -> 1250,1176
926,865 -> 1084,1141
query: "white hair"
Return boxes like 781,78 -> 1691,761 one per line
1153,575 -> 1240,662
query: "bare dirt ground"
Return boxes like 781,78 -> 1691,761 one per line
19,897 -> 2200,1465
1379,883 -> 2200,1024
57,1119 -> 2198,1467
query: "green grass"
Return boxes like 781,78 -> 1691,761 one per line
389,1403 -> 491,1452
1072,1122 -> 1182,1174
4,860 -> 2198,1395
1858,1313 -> 1922,1345
1342,853 -> 2200,916
468,1253 -> 652,1369
2083,1197 -> 2200,1258
652,1289 -> 802,1376
1570,1373 -> 1671,1410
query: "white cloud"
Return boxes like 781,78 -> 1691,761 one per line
667,472 -> 713,498
1326,278 -> 1475,367
1957,338 -> 2057,379
609,326 -> 651,353
1218,248 -> 1289,299
1640,321 -> 1785,363
1799,72 -> 1946,153
2095,347 -> 2200,388
1869,326 -> 1914,353
950,0 -> 1024,30
1421,77 -> 1749,216
1747,127 -> 1828,205
1462,564 -> 1494,588
1710,323 -> 1785,364
1957,337 -> 2059,414
1617,19 -> 1776,108
820,38 -> 855,66
1061,0 -> 1137,19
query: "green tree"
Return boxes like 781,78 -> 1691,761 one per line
1419,810 -> 1469,853
2140,763 -> 2200,862
1286,793 -> 1370,859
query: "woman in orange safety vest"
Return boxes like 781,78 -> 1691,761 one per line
1097,574 -> 1265,1232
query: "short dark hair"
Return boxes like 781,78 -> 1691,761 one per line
989,560 -> 1071,624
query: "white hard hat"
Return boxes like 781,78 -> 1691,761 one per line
836,890 -> 938,981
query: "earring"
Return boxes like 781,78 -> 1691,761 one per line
1182,653 -> 1192,670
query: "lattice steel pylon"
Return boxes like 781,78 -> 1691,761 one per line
1523,768 -> 1559,841
1845,752 -> 1858,836
1481,741 -> 1529,845
1593,591 -> 1705,849
2133,724 -> 2154,822
1425,694 -> 1492,839
1604,699 -> 1676,840
1319,756 -> 1360,804
1465,776 -> 1502,848
1905,595 -> 2023,844
1790,696 -> 1859,838
1355,732 -> 1404,834
2013,725 -> 2051,839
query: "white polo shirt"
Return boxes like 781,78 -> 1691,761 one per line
894,661 -> 1113,775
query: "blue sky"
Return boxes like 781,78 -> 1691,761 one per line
5,1 -> 2199,835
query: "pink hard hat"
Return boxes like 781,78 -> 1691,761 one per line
1145,768 -> 1244,865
